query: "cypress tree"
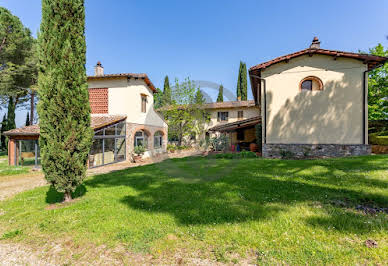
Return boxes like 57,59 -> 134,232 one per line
216,85 -> 224,102
38,0 -> 93,202
240,62 -> 247,100
0,114 -> 6,151
6,97 -> 16,130
194,88 -> 205,104
162,75 -> 172,105
25,112 -> 30,126
236,61 -> 248,101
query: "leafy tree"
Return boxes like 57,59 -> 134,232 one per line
38,0 -> 93,202
162,75 -> 171,106
153,88 -> 163,109
0,114 -> 6,150
366,44 -> 388,121
25,112 -> 30,126
162,78 -> 208,146
0,7 -> 37,127
217,85 -> 224,102
236,61 -> 247,101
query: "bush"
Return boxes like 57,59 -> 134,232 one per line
210,135 -> 229,152
134,145 -> 145,155
369,133 -> 388,145
167,144 -> 176,152
214,151 -> 257,159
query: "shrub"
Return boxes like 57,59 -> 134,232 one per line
210,135 -> 229,152
369,133 -> 388,145
280,150 -> 294,159
134,145 -> 145,156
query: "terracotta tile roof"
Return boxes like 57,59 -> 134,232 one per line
157,100 -> 256,112
249,48 -> 388,72
87,73 -> 157,93
208,116 -> 261,132
4,115 -> 127,137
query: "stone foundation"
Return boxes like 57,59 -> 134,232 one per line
263,144 -> 371,159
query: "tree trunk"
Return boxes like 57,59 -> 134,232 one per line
63,191 -> 72,202
30,91 -> 35,125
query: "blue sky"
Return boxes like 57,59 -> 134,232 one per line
1,0 -> 387,126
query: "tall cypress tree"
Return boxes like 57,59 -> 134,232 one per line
25,112 -> 30,126
236,61 -> 248,101
162,75 -> 172,105
38,0 -> 93,202
240,62 -> 247,101
0,114 -> 6,151
194,88 -> 205,104
6,97 -> 16,131
217,85 -> 224,102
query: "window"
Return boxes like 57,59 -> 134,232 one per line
237,130 -> 245,140
141,94 -> 147,113
134,130 -> 148,149
300,76 -> 323,91
217,112 -> 228,122
154,131 -> 163,149
237,111 -> 244,120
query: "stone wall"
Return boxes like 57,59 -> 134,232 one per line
263,144 -> 371,159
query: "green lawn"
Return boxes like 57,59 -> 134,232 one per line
0,155 -> 387,264
0,154 -> 30,176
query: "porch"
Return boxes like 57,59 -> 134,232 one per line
208,116 -> 261,152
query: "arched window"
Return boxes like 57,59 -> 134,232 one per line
300,76 -> 323,91
154,131 -> 163,149
134,130 -> 148,149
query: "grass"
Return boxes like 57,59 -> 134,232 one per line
0,155 -> 387,264
0,154 -> 30,177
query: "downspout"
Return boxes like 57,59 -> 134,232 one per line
362,70 -> 368,145
250,74 -> 266,144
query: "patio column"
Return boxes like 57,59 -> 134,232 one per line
8,139 -> 18,166
34,140 -> 38,168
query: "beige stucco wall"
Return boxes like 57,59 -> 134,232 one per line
88,78 -> 167,128
261,54 -> 367,144
205,107 -> 259,130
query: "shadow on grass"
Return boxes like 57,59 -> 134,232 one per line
45,185 -> 87,204
85,155 -> 388,233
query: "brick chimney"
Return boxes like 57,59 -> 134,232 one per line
309,37 -> 320,49
94,61 -> 104,76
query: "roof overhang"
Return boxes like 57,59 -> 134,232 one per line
208,116 -> 261,132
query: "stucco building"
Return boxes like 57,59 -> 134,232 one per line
5,62 -> 167,167
248,37 -> 388,158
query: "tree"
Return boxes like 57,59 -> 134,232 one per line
0,114 -> 6,150
162,75 -> 172,106
0,8 -> 37,128
162,78 -> 208,146
217,85 -> 224,102
153,88 -> 163,109
38,0 -> 93,202
366,44 -> 388,121
236,61 -> 247,101
25,112 -> 30,126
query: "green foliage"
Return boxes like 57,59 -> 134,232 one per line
216,85 -> 223,102
162,75 -> 172,106
365,44 -> 388,120
38,0 -> 93,201
134,145 -> 145,156
167,143 -> 176,152
153,88 -> 163,109
0,114 -> 6,150
210,134 -> 229,152
0,7 -> 37,123
214,151 -> 257,159
369,133 -> 388,145
162,78 -> 208,146
280,150 -> 295,159
236,61 -> 247,101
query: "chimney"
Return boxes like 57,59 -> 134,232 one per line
94,61 -> 104,76
309,37 -> 320,49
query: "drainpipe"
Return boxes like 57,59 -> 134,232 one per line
250,74 -> 267,144
362,70 -> 368,145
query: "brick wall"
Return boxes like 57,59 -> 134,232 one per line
89,88 -> 108,114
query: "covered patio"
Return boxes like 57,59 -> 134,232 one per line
4,115 -> 127,168
208,116 -> 261,152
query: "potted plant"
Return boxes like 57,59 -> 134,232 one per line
133,145 -> 145,162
